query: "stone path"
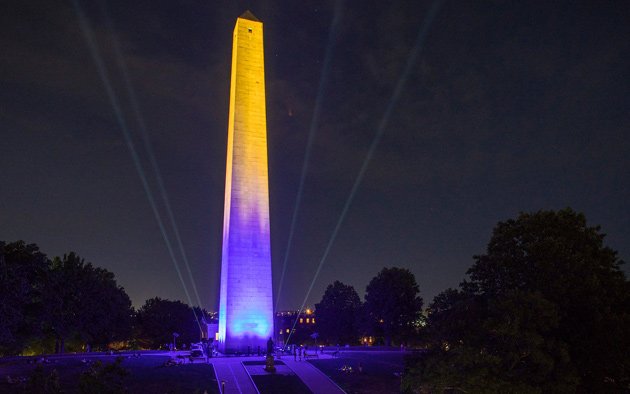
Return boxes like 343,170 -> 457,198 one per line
212,359 -> 258,394
210,354 -> 346,394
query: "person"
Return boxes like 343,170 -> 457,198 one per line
203,341 -> 210,364
293,346 -> 297,361
298,346 -> 302,361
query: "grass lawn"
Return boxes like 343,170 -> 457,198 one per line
250,374 -> 312,394
244,359 -> 309,393
309,351 -> 406,394
0,354 -> 219,393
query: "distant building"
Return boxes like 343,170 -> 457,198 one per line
201,311 -> 219,341
204,323 -> 219,341
275,308 -> 317,346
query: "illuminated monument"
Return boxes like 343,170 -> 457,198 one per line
218,11 -> 274,353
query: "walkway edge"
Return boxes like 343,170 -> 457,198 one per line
213,363 -> 222,394
240,361 -> 261,394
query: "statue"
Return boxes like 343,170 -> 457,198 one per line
266,337 -> 274,356
264,337 -> 276,373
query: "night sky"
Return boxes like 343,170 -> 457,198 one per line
2,0 -> 628,311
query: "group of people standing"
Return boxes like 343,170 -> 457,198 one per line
292,345 -> 319,361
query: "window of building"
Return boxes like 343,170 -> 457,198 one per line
306,318 -> 310,323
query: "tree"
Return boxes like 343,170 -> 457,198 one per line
469,208 -> 629,391
407,209 -> 629,392
44,253 -> 133,353
134,298 -> 200,349
0,241 -> 48,356
364,267 -> 423,346
315,281 -> 362,345
407,288 -> 576,393
0,242 -> 132,355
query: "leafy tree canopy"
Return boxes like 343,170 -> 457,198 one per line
364,267 -> 423,346
1,242 -> 133,355
134,297 -> 200,349
408,209 -> 629,393
315,280 -> 362,345
45,252 -> 133,352
0,241 -> 48,355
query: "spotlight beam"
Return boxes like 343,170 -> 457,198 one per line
285,0 -> 443,346
100,5 -> 205,311
275,0 -> 345,312
72,0 -> 201,329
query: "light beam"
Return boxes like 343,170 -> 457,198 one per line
275,0 -> 345,311
285,0 -> 443,346
100,4 -> 206,311
72,0 -> 201,329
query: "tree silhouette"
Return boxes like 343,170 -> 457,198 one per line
408,209 -> 629,392
45,252 -> 133,353
364,267 -> 423,346
315,280 -> 362,345
0,241 -> 48,356
134,297 -> 200,349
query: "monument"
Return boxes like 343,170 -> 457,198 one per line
217,11 -> 274,353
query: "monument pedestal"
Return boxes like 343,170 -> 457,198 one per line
264,355 -> 276,373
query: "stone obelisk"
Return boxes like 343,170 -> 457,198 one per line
218,11 -> 274,353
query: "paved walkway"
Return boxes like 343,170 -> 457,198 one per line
212,358 -> 258,394
283,355 -> 345,394
147,352 -> 257,394
210,354 -> 345,394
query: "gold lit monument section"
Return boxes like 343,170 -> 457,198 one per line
218,11 -> 274,353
